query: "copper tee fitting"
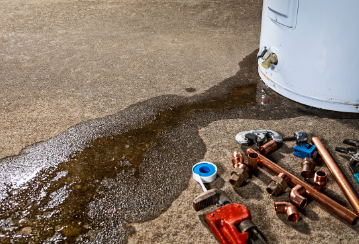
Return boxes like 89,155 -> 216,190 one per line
246,152 -> 259,172
290,185 -> 307,209
314,170 -> 327,191
230,151 -> 249,187
259,140 -> 278,156
301,158 -> 316,178
266,173 -> 288,197
274,202 -> 300,222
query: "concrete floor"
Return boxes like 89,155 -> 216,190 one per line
1,0 -> 359,243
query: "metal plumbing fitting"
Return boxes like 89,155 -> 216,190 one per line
246,152 -> 259,172
262,53 -> 278,69
314,170 -> 327,191
274,202 -> 300,222
301,157 -> 316,178
230,151 -> 249,187
266,173 -> 288,197
290,185 -> 308,209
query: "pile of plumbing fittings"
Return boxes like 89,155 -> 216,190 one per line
192,129 -> 359,244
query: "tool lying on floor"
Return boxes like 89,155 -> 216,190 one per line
335,139 -> 359,185
193,189 -> 266,244
235,130 -> 308,148
293,143 -> 317,158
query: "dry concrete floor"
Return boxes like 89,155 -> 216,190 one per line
1,0 -> 359,243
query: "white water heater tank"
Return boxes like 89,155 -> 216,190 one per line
258,0 -> 359,113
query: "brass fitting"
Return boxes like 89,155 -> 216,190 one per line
261,53 -> 278,69
247,152 -> 259,172
259,140 -> 278,156
274,202 -> 300,222
230,167 -> 249,187
230,151 -> 250,187
266,173 -> 288,197
290,185 -> 307,209
314,170 -> 327,191
301,158 -> 316,178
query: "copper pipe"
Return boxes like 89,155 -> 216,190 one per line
301,158 -> 316,178
274,202 -> 300,222
290,185 -> 307,209
314,170 -> 327,191
259,140 -> 277,156
312,137 -> 359,215
246,148 -> 358,225
247,152 -> 259,172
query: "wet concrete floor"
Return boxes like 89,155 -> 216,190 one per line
1,0 -> 359,243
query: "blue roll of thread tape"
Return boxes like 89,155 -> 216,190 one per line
192,161 -> 217,183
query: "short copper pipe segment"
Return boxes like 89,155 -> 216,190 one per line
232,151 -> 244,168
259,140 -> 278,156
312,137 -> 359,215
301,158 -> 316,178
314,170 -> 327,191
274,202 -> 300,222
290,185 -> 307,209
246,148 -> 358,225
247,152 -> 259,172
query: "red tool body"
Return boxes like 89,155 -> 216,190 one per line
205,203 -> 252,244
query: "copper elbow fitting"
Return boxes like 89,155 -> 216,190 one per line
266,173 -> 288,197
301,158 -> 316,178
247,152 -> 259,172
290,185 -> 307,209
259,140 -> 278,156
232,151 -> 244,168
314,170 -> 327,191
274,202 -> 300,222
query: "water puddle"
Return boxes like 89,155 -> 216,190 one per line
0,50 -> 280,243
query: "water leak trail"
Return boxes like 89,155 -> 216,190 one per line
0,79 -> 262,242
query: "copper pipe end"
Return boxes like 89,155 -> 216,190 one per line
301,158 -> 316,178
232,151 -> 244,168
247,152 -> 259,172
290,185 -> 307,209
274,202 -> 300,222
259,140 -> 278,156
314,170 -> 327,191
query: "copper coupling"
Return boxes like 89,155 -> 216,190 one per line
230,151 -> 249,187
314,170 -> 327,191
274,202 -> 300,222
290,185 -> 307,209
266,173 -> 288,197
301,158 -> 316,178
259,140 -> 278,156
